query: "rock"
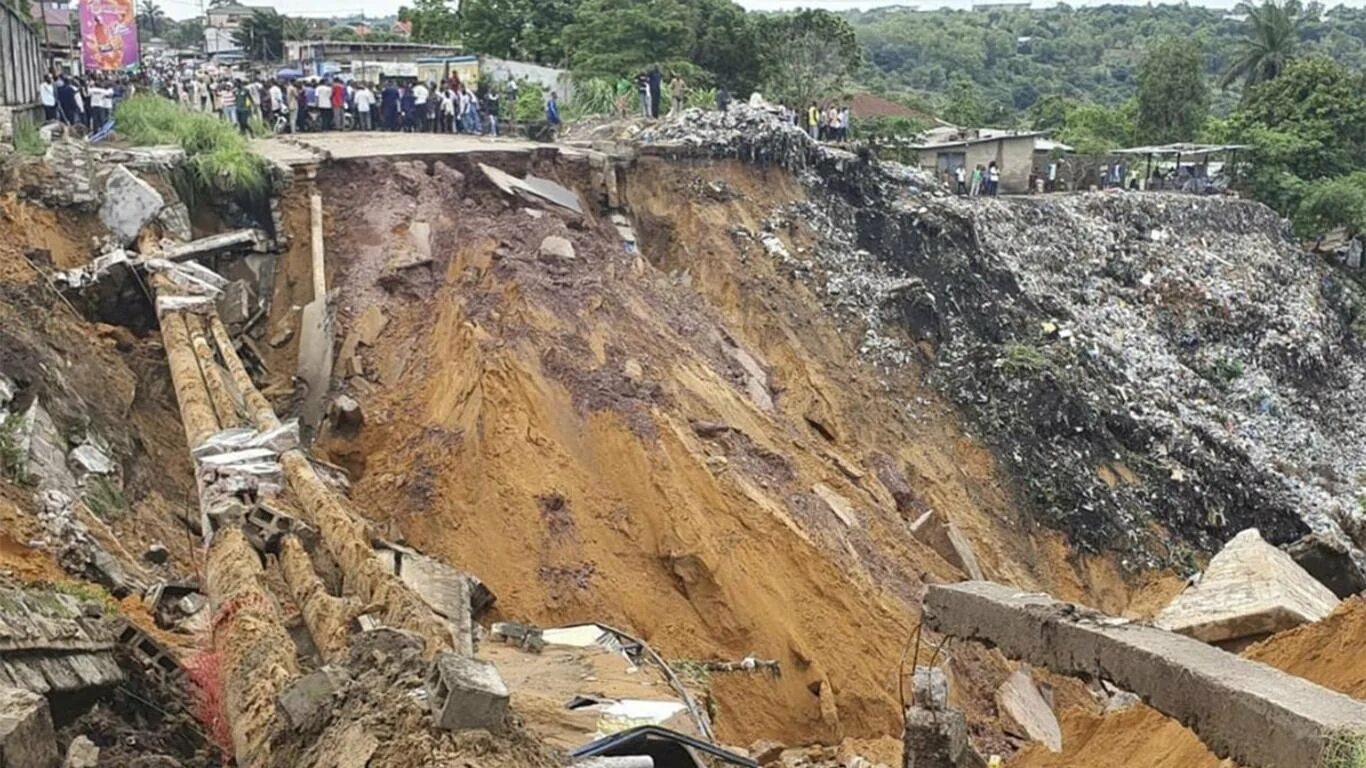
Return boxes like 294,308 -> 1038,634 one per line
538,235 -> 576,263
277,666 -> 351,730
623,358 -> 644,381
0,686 -> 60,768
98,165 -> 164,245
20,401 -> 78,495
0,373 -> 14,407
217,280 -> 257,326
89,547 -> 133,596
1283,532 -> 1366,599
143,544 -> 170,565
903,705 -> 970,768
870,452 -> 918,517
354,305 -> 389,347
329,395 -> 364,429
910,509 -> 985,581
912,665 -> 949,711
995,669 -> 1061,752
1104,691 -> 1142,713
1157,528 -> 1339,648
427,651 -> 510,732
64,735 -> 99,768
812,483 -> 858,528
690,421 -> 732,438
750,740 -> 785,765
68,444 -> 115,477
157,202 -> 193,243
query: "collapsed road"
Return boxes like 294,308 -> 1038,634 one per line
0,103 -> 1364,768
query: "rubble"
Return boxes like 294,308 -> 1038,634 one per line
995,669 -> 1061,751
98,165 -> 164,245
63,735 -> 99,768
1157,528 -> 1339,647
540,235 -> 577,262
278,666 -> 352,730
0,686 -> 59,768
427,652 -> 510,732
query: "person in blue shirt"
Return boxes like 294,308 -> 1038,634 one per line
399,85 -> 416,132
546,91 -> 561,129
381,80 -> 400,131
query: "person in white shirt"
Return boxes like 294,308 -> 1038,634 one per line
89,82 -> 112,128
268,81 -> 283,124
40,75 -> 56,122
316,81 -> 334,130
412,82 -> 429,131
440,88 -> 455,132
354,84 -> 375,131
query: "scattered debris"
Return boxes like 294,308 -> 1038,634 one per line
910,509 -> 985,580
540,235 -> 577,263
427,652 -> 510,732
995,669 -> 1062,751
98,165 -> 164,245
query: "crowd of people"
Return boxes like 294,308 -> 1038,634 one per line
39,73 -> 136,132
952,162 -> 1004,196
159,73 -> 525,136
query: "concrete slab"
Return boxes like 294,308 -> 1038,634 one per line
1157,528 -> 1339,646
996,669 -> 1061,751
0,686 -> 59,768
924,581 -> 1366,768
427,652 -> 509,732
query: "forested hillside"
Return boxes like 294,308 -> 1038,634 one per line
847,4 -> 1366,121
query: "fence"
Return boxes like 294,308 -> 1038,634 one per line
0,1 -> 43,141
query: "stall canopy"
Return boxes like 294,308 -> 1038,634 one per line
1111,142 -> 1251,156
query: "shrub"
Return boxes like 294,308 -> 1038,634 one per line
686,87 -> 717,111
13,120 -> 44,156
82,475 -> 127,521
0,416 -> 28,484
512,83 -> 546,124
565,77 -> 615,121
1295,172 -> 1366,239
114,95 -> 268,197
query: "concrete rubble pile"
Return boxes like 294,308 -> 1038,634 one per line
755,147 -> 1366,575
0,586 -> 124,695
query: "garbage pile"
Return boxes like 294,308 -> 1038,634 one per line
773,160 -> 1366,571
636,104 -> 819,171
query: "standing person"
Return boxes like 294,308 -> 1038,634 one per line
634,72 -> 649,117
400,85 -> 416,132
234,80 -> 252,134
412,80 -> 429,132
333,79 -> 346,131
440,86 -> 455,132
668,73 -> 687,115
647,66 -> 662,119
40,75 -> 56,122
1046,158 -> 1058,192
839,105 -> 851,141
987,162 -> 1001,196
217,82 -> 236,124
546,90 -> 561,132
269,80 -> 283,127
716,87 -> 731,112
286,80 -> 299,133
954,164 -> 967,195
381,80 -> 399,131
88,79 -> 111,128
354,83 -> 374,131
614,75 -> 631,117
246,79 -> 262,120
482,87 -> 499,136
970,164 -> 983,196
316,78 -> 333,130
806,103 -> 819,139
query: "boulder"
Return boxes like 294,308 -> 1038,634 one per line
0,686 -> 60,768
157,202 -> 193,243
1283,532 -> 1366,599
903,705 -> 970,768
278,666 -> 351,730
910,509 -> 985,580
749,740 -> 785,765
995,669 -> 1061,752
538,235 -> 576,263
217,280 -> 258,326
68,444 -> 115,477
99,166 -> 164,245
63,735 -> 99,768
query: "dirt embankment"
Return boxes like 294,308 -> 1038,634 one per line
1011,597 -> 1366,768
304,153 -> 1181,749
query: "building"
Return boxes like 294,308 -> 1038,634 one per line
205,4 -> 271,55
283,40 -> 461,78
28,1 -> 74,58
911,129 -> 1047,194
1,0 -> 43,142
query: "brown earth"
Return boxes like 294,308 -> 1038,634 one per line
1010,597 -> 1366,768
303,154 -> 1186,749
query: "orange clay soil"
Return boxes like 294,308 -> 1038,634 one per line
308,155 -> 1185,748
1011,597 -> 1366,768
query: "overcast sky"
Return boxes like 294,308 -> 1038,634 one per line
161,0 -> 1342,24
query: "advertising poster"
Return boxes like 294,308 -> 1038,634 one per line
80,0 -> 139,71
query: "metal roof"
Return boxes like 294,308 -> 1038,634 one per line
1111,143 -> 1252,156
911,130 -> 1048,151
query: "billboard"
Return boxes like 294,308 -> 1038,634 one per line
80,0 -> 139,71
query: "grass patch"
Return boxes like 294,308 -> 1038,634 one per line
114,95 -> 269,198
82,475 -> 128,521
999,342 -> 1053,377
52,581 -> 119,614
1320,729 -> 1366,768
0,415 -> 29,484
13,121 -> 44,156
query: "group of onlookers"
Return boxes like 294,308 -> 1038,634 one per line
39,73 -> 133,132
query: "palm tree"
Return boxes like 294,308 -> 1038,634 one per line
137,0 -> 165,36
1221,0 -> 1305,91
282,16 -> 310,41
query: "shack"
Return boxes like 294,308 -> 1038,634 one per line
911,129 -> 1046,194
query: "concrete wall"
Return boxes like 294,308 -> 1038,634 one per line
0,2 -> 43,141
923,136 -> 1037,194
924,581 -> 1366,768
482,56 -> 575,104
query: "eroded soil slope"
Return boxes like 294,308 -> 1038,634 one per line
308,153 -> 1179,747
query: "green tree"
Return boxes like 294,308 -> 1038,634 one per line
328,26 -> 358,41
397,0 -> 459,44
1296,172 -> 1366,236
690,0 -> 763,94
755,9 -> 864,105
1056,100 -> 1137,154
457,0 -> 578,64
1220,0 -> 1306,91
942,77 -> 985,127
283,16 -> 309,41
1136,38 -> 1210,143
562,0 -> 695,81
233,9 -> 285,61
164,17 -> 203,48
1233,56 -> 1366,181
136,0 -> 164,35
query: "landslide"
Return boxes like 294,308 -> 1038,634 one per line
1010,597 -> 1366,768
309,152 -> 1181,747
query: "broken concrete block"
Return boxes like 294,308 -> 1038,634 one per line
1104,690 -> 1141,714
63,735 -> 98,768
539,235 -> 576,263
1157,528 -> 1339,647
903,705 -> 970,768
157,202 -> 193,243
99,165 -> 164,245
749,740 -> 784,765
996,669 -> 1061,752
910,509 -> 985,580
217,280 -> 257,326
354,305 -> 388,347
277,666 -> 351,730
0,686 -> 60,768
1283,531 -> 1366,599
427,652 -> 509,732
68,444 -> 115,476
912,665 -> 949,711
329,395 -> 364,429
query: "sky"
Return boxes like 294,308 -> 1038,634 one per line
161,0 -> 1356,24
